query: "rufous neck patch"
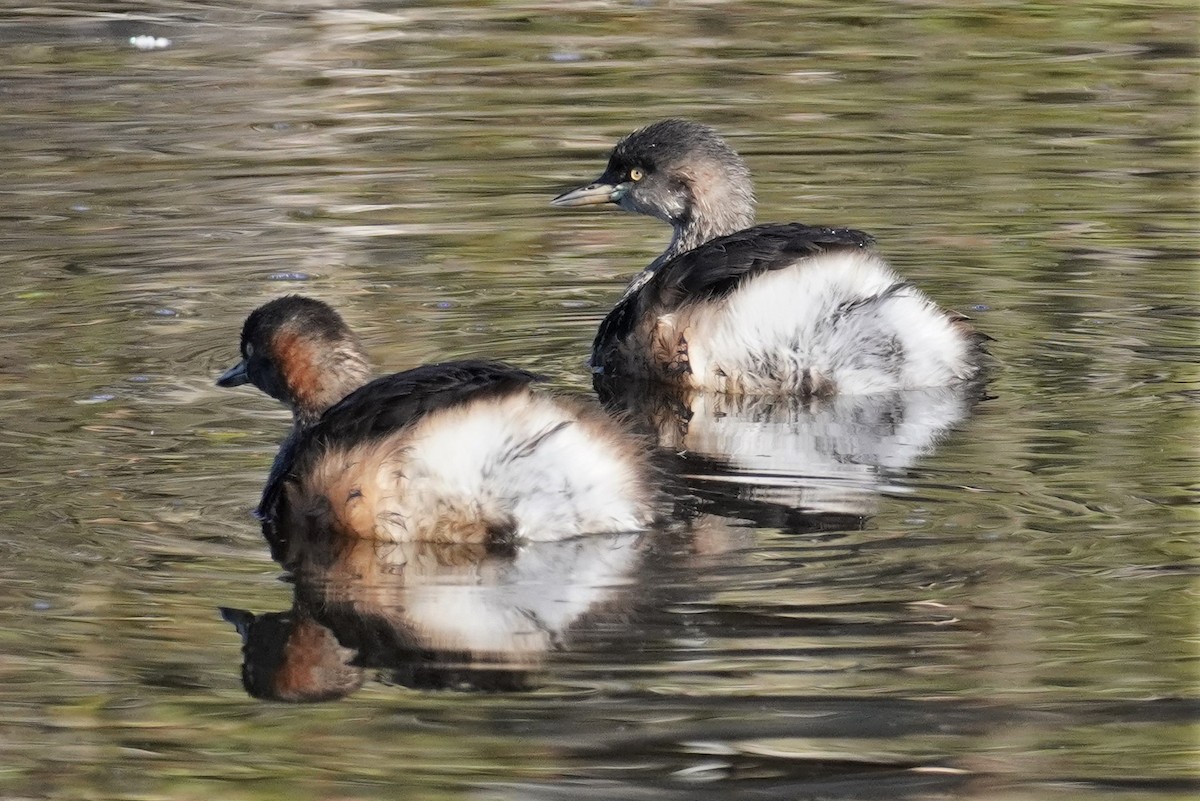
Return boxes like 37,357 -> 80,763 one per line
272,329 -> 335,415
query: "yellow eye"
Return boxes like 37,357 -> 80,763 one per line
629,168 -> 644,181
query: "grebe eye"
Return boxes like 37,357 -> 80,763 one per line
629,168 -> 644,181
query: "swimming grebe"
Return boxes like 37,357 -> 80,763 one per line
216,296 -> 656,546
552,119 -> 987,396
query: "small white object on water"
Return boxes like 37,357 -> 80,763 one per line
129,35 -> 171,51
79,393 -> 115,404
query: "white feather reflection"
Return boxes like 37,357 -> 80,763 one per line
597,379 -> 982,523
223,529 -> 646,701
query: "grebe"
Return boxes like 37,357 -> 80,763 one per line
552,119 -> 986,396
216,296 -> 656,547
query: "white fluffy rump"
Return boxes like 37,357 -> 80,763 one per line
689,250 -> 974,394
367,391 -> 651,542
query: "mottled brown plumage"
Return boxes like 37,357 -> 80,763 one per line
217,297 -> 658,556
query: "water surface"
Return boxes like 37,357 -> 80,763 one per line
0,2 -> 1196,799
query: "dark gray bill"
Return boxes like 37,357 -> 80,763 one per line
551,181 -> 622,207
216,359 -> 250,387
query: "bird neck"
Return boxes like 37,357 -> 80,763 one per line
664,217 -> 727,263
653,180 -> 756,271
287,345 -> 372,428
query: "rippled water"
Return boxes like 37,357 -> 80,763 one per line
0,2 -> 1196,799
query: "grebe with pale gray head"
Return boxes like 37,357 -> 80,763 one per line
553,119 -> 988,396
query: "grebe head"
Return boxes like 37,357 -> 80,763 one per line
552,119 -> 756,259
217,295 -> 372,424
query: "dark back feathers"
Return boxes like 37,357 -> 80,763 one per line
303,360 -> 543,453
593,223 -> 874,364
